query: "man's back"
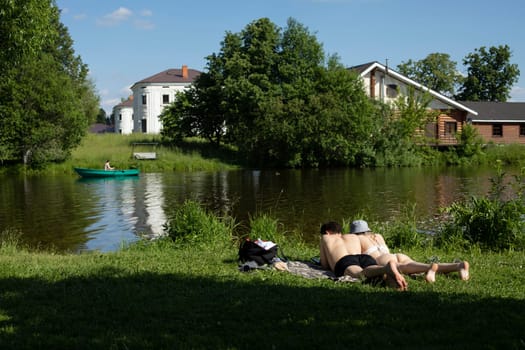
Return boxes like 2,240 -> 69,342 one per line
320,234 -> 352,271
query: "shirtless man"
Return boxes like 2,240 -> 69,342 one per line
319,221 -> 408,290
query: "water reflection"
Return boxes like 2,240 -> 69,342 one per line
0,166 -> 512,252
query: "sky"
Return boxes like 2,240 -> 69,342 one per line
55,0 -> 525,115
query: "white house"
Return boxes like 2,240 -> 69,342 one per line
350,61 -> 478,145
113,96 -> 134,134
130,65 -> 201,134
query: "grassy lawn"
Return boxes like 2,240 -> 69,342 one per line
40,134 -> 241,175
0,237 -> 523,350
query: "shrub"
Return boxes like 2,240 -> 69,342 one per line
437,163 -> 525,251
377,204 -> 429,249
247,214 -> 282,243
163,200 -> 235,247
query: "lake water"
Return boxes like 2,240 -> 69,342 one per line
0,166 -> 509,252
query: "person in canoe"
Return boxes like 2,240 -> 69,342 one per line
350,219 -> 469,282
104,160 -> 115,171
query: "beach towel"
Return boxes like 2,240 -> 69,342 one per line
285,261 -> 360,283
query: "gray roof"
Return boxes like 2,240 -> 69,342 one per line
115,98 -> 133,108
461,101 -> 525,122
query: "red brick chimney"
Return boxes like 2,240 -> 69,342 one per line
182,65 -> 188,79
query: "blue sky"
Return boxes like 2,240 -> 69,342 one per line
56,0 -> 525,114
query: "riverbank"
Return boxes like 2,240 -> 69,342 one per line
0,233 -> 523,349
17,134 -> 242,175
6,133 -> 525,176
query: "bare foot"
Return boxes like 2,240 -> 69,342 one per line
425,263 -> 438,283
459,261 -> 470,281
385,261 -> 408,291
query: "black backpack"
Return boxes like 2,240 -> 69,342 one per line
238,239 -> 279,266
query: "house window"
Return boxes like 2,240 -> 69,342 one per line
386,84 -> 398,98
142,95 -> 147,105
445,122 -> 457,136
520,125 -> 525,137
492,124 -> 503,137
119,114 -> 122,121
162,94 -> 170,104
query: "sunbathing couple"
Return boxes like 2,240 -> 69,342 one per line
319,220 -> 469,290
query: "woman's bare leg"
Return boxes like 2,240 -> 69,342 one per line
436,261 -> 470,280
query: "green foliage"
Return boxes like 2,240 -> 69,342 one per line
0,227 -> 24,252
161,17 -> 381,168
456,45 -> 520,102
377,204 -> 428,249
372,87 -> 438,166
397,53 -> 463,97
163,200 -> 235,247
247,214 -> 289,245
0,0 -> 56,70
456,123 -> 484,158
0,1 -> 99,166
437,163 -> 525,250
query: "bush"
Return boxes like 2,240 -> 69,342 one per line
163,200 -> 235,247
377,204 -> 429,249
436,163 -> 525,251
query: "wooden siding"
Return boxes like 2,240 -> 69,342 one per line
424,110 -> 467,145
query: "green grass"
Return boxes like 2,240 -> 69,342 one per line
0,233 -> 523,349
37,134 -> 241,175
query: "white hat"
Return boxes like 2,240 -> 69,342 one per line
350,220 -> 370,234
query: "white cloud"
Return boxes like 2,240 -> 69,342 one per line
134,19 -> 155,30
73,13 -> 87,21
510,86 -> 525,102
96,7 -> 133,27
120,85 -> 133,95
103,98 -> 123,113
140,9 -> 153,17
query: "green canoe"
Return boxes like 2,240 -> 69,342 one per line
74,167 -> 139,178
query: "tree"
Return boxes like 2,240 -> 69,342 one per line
0,0 -> 99,166
456,45 -> 520,102
96,108 -> 108,124
372,87 -> 437,166
397,53 -> 463,97
161,17 -> 378,167
0,0 -> 56,72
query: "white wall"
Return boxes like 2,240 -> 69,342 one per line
131,84 -> 189,134
114,105 -> 134,134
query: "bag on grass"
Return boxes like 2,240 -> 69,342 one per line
238,238 -> 279,266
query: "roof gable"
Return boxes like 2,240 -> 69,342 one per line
349,61 -> 478,116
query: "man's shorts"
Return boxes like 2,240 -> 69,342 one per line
334,254 -> 377,277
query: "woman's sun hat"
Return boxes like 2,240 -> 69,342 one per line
350,220 -> 371,234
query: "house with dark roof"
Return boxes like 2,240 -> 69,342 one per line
350,61 -> 478,145
462,101 -> 525,144
129,65 -> 201,134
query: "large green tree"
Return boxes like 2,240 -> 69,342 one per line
455,45 -> 520,102
161,18 -> 379,167
397,53 -> 463,97
0,0 -> 99,165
